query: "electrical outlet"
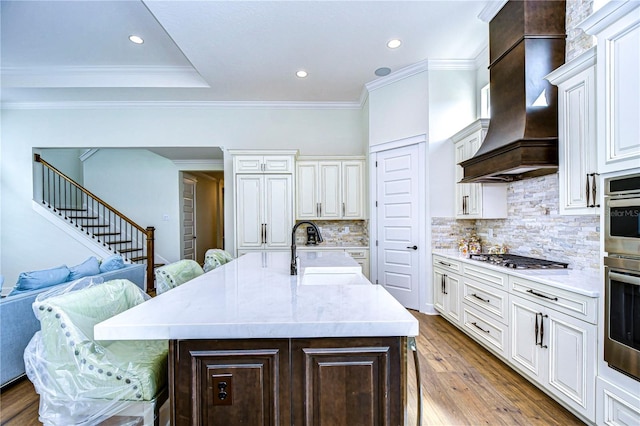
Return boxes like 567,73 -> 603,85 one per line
212,374 -> 233,406
487,229 -> 494,238
344,226 -> 349,233
162,214 -> 169,221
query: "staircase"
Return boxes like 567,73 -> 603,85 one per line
34,154 -> 155,293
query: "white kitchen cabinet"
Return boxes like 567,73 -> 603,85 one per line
433,264 -> 462,326
236,174 -> 293,252
596,377 -> 640,425
547,48 -> 598,215
510,294 -> 596,421
581,1 -> 640,174
296,158 -> 365,220
452,119 -> 507,219
234,155 -> 293,174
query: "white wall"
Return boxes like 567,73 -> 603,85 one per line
83,149 -> 181,264
0,106 -> 363,288
368,70 -> 429,146
428,69 -> 477,217
40,148 -> 84,183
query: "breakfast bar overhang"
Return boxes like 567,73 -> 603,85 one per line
95,251 -> 419,425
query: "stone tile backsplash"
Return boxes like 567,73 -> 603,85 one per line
432,174 -> 600,271
295,220 -> 368,246
566,0 -> 595,61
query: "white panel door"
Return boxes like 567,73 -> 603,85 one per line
319,161 -> 341,219
264,175 -> 293,249
182,178 -> 197,260
236,175 -> 264,249
375,144 -> 420,310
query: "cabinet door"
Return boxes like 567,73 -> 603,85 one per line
342,161 -> 364,219
596,12 -> 640,173
546,310 -> 595,419
291,337 -> 405,426
264,175 -> 293,249
318,162 -> 341,219
464,133 -> 483,217
510,296 -> 544,383
235,156 -> 264,173
558,66 -> 597,214
236,175 -> 264,249
454,140 -> 470,217
445,273 -> 462,324
172,339 -> 290,426
296,162 -> 319,219
263,156 -> 293,173
433,268 -> 446,313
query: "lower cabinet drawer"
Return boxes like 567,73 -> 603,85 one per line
463,278 -> 509,325
462,305 -> 509,360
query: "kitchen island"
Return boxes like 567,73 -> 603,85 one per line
95,251 -> 418,425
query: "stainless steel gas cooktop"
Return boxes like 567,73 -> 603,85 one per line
469,253 -> 569,269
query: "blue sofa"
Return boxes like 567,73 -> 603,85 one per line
0,263 -> 145,388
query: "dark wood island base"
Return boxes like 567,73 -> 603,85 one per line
170,336 -> 407,425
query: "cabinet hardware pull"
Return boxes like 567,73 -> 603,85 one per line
319,203 -> 322,216
471,293 -> 490,303
438,261 -> 452,267
526,289 -> 558,301
263,223 -> 267,244
537,313 -> 548,348
471,322 -> 490,333
534,312 -> 540,345
342,202 -> 345,216
462,195 -> 467,215
585,173 -> 591,207
441,274 -> 445,294
443,274 -> 448,295
591,173 -> 600,208
406,245 -> 418,250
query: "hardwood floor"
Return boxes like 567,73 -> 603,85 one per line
1,312 -> 584,425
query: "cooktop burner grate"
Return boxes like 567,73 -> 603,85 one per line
469,253 -> 569,269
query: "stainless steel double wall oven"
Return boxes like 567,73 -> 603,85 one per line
604,173 -> 640,381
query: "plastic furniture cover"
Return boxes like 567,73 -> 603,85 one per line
24,278 -> 167,426
203,249 -> 234,273
154,259 -> 204,295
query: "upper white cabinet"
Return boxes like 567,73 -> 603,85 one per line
581,1 -> 640,174
296,157 -> 365,220
234,155 -> 294,174
231,151 -> 296,255
547,48 -> 599,215
452,119 -> 507,219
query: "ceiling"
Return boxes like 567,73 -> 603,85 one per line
1,0 -> 498,106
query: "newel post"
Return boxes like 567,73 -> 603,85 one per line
146,226 -> 155,294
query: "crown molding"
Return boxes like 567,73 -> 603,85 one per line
2,65 -> 209,88
1,100 -> 363,110
546,47 -> 596,85
427,59 -> 477,71
79,148 -> 100,162
478,0 -> 508,23
365,59 -> 429,92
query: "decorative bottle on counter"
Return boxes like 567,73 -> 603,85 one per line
468,234 -> 482,254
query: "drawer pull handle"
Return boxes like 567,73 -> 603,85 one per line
471,293 -> 490,303
471,322 -> 490,334
526,289 -> 558,301
438,261 -> 452,267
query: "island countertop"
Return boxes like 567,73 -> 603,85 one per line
95,251 -> 418,340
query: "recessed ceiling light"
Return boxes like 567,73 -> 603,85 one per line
296,70 -> 308,78
387,39 -> 402,49
129,35 -> 144,45
375,67 -> 391,77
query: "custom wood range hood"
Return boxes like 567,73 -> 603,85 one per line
460,0 -> 566,183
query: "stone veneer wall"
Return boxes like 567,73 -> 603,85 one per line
432,174 -> 600,271
566,0 -> 595,60
294,220 -> 368,246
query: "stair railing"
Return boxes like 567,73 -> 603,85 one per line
34,154 -> 155,293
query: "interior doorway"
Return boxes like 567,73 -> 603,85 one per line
180,171 -> 225,264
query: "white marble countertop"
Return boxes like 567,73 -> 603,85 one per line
433,250 -> 601,297
95,251 -> 418,340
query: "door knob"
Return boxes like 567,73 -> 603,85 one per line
406,245 -> 418,250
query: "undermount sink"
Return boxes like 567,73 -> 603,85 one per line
299,271 -> 368,286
